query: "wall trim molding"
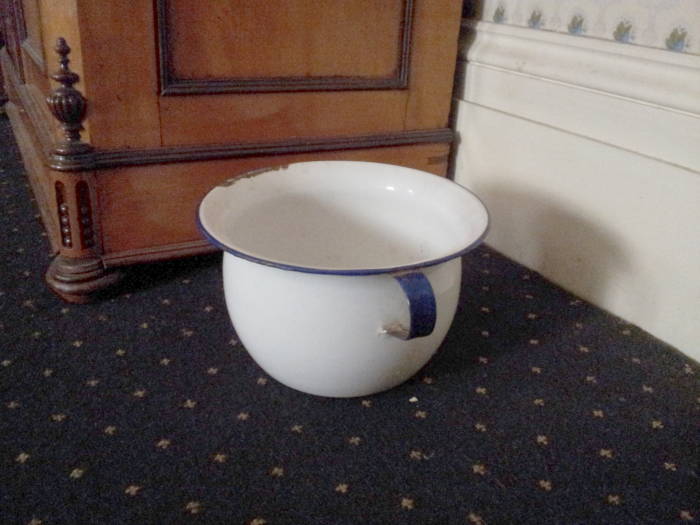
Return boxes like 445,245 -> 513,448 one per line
460,20 -> 700,116
457,20 -> 700,173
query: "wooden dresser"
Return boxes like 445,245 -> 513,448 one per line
0,0 -> 463,302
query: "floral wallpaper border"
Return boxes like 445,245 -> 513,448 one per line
463,0 -> 699,54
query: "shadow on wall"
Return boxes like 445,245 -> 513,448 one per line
477,183 -> 635,312
462,0 -> 484,19
427,181 -> 632,380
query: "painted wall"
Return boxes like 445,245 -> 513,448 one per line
454,3 -> 700,360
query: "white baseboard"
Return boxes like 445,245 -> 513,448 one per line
453,20 -> 700,359
454,101 -> 700,360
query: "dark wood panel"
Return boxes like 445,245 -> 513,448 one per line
19,0 -> 44,72
2,62 -> 60,253
157,0 -> 413,94
6,102 -> 59,253
0,21 -> 6,104
1,0 -> 25,82
0,69 -> 5,106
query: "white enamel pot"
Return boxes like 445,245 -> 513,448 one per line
198,161 -> 489,398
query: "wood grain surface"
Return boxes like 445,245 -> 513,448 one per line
97,143 -> 451,258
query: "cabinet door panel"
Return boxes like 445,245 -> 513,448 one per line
160,0 -> 410,93
74,0 -> 462,149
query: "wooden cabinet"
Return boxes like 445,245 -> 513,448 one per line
0,0 -> 463,302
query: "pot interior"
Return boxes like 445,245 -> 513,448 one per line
198,161 -> 488,273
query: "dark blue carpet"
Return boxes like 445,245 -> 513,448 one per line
1,116 -> 698,524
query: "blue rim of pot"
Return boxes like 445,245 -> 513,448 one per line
196,176 -> 490,276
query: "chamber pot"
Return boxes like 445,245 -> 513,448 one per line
198,161 -> 489,397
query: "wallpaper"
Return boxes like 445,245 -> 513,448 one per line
463,0 -> 699,54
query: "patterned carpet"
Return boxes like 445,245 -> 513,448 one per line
1,115 -> 698,524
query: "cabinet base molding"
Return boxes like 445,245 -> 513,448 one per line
45,255 -> 124,304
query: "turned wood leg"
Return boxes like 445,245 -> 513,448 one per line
42,38 -> 122,303
45,255 -> 123,303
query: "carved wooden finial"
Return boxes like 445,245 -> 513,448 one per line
51,38 -> 80,92
46,37 -> 93,170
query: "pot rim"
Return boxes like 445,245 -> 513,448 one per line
197,162 -> 490,275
